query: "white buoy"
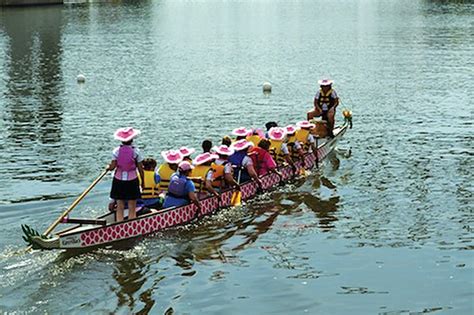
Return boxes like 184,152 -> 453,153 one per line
262,82 -> 272,93
77,74 -> 86,83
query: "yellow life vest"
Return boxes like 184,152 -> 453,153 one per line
269,139 -> 287,164
211,162 -> 225,188
295,129 -> 311,152
286,135 -> 300,159
157,163 -> 175,191
141,170 -> 159,199
318,88 -> 335,108
190,165 -> 212,191
246,135 -> 262,147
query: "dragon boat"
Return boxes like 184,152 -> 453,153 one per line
22,116 -> 352,251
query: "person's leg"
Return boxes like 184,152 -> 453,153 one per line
327,109 -> 336,137
128,200 -> 137,219
116,200 -> 125,221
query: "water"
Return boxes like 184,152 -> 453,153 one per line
0,0 -> 473,313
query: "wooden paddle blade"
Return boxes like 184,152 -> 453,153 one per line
230,191 -> 242,206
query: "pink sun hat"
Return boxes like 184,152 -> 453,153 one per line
318,78 -> 334,86
231,139 -> 254,151
213,145 -> 235,156
178,146 -> 196,157
297,120 -> 316,129
114,127 -> 141,142
193,152 -> 219,166
285,125 -> 297,135
232,127 -> 252,137
178,161 -> 194,172
161,150 -> 183,164
268,127 -> 287,141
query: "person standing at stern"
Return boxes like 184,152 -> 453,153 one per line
107,127 -> 144,222
307,79 -> 339,137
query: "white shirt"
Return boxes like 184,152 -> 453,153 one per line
205,169 -> 214,181
280,142 -> 289,155
215,159 -> 232,174
242,156 -> 253,167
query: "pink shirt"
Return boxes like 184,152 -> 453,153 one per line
250,147 -> 277,176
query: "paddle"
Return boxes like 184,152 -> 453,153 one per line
26,169 -> 109,250
230,167 -> 242,206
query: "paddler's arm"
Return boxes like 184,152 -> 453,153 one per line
246,164 -> 262,188
224,173 -> 240,190
188,191 -> 202,211
205,180 -> 219,197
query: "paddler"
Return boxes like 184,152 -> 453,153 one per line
139,158 -> 162,209
156,150 -> 183,192
268,127 -> 295,168
296,120 -> 318,158
106,127 -> 144,221
212,145 -> 240,190
162,161 -> 202,212
250,139 -> 280,177
232,127 -> 251,141
265,121 -> 278,138
191,152 -> 220,197
285,124 -> 306,167
307,78 -> 339,137
229,139 -> 263,187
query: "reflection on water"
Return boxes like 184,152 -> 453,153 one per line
0,7 -> 64,186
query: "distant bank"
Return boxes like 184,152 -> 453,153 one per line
0,0 -> 62,6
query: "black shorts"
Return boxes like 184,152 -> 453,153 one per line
110,177 -> 141,200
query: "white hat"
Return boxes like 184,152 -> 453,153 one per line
318,79 -> 334,86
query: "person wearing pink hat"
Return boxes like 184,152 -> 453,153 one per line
212,145 -> 240,190
106,127 -> 144,222
229,140 -> 262,187
232,127 -> 251,141
285,125 -> 306,167
190,152 -> 220,197
295,121 -> 318,158
268,127 -> 294,167
307,78 -> 339,137
163,161 -> 202,211
178,146 -> 196,162
156,150 -> 183,192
